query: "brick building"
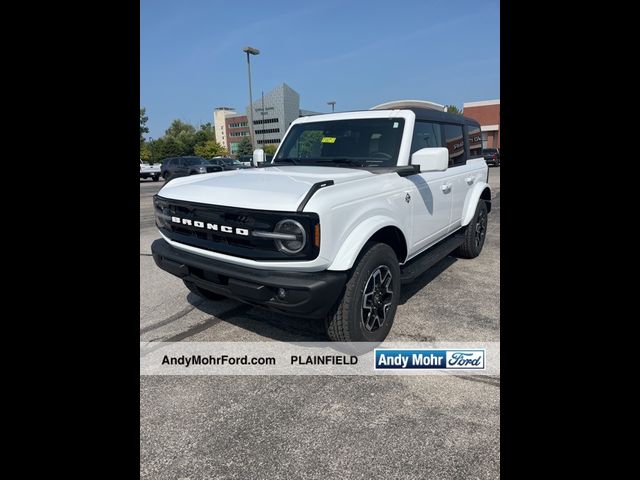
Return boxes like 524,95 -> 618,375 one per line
462,99 -> 500,149
224,114 -> 250,155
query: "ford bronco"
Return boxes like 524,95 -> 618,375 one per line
151,100 -> 491,342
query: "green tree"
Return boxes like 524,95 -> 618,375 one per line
194,140 -> 227,158
148,138 -> 162,163
165,119 -> 196,138
140,108 -> 149,143
237,136 -> 254,156
140,142 -> 151,162
263,144 -> 277,155
445,105 -> 461,115
158,137 -> 183,158
194,123 -> 214,146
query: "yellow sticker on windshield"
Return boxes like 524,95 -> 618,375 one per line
321,137 -> 336,143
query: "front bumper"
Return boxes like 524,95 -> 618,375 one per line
151,239 -> 347,319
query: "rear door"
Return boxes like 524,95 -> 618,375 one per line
176,158 -> 188,176
447,124 -> 483,231
162,158 -> 174,176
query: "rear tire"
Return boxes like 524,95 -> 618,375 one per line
454,201 -> 488,259
325,242 -> 400,342
183,280 -> 226,301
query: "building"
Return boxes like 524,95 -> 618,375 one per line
215,83 -> 321,155
248,83 -> 302,147
213,107 -> 236,150
224,113 -> 250,155
462,99 -> 500,149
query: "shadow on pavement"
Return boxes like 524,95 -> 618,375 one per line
185,255 -> 459,344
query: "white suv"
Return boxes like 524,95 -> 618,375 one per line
151,101 -> 491,342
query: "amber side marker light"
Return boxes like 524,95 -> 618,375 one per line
314,224 -> 320,248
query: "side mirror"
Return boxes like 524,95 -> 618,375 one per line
252,148 -> 264,167
411,147 -> 449,172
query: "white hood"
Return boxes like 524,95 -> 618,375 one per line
157,166 -> 373,211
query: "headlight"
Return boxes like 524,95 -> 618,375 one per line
274,219 -> 306,254
198,167 -> 207,172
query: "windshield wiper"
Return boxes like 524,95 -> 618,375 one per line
316,158 -> 366,167
272,158 -> 300,165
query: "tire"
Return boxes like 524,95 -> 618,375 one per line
162,172 -> 170,181
152,174 -> 159,182
183,280 -> 226,301
455,200 -> 488,259
325,242 -> 400,342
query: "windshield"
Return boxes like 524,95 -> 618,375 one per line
274,118 -> 405,167
183,157 -> 206,165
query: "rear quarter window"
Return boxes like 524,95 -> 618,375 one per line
467,125 -> 482,157
443,124 -> 466,167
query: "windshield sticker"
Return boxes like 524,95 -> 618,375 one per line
321,137 -> 337,144
393,122 -> 399,128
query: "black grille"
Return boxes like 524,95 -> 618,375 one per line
153,196 -> 319,261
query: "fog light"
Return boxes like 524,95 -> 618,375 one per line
277,288 -> 287,299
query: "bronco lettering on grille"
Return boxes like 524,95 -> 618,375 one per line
170,216 -> 249,236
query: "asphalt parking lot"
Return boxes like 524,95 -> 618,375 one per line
140,168 -> 500,479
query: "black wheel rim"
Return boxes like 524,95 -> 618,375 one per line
475,209 -> 487,248
361,266 -> 394,332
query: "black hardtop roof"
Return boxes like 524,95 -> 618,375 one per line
306,107 -> 481,127
405,107 -> 480,127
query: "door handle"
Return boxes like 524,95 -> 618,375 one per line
441,183 -> 452,193
465,177 -> 474,184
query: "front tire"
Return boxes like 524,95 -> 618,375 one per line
325,242 -> 400,342
152,174 -> 160,182
183,280 -> 226,301
455,200 -> 488,259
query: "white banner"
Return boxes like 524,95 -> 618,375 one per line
140,342 -> 500,376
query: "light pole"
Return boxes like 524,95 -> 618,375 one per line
243,46 -> 260,149
327,101 -> 336,112
148,137 -> 153,164
261,91 -> 266,147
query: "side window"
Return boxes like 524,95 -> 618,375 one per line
166,158 -> 174,166
467,124 -> 482,157
411,121 -> 442,154
443,124 -> 466,167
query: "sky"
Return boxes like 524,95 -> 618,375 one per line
141,0 -> 499,139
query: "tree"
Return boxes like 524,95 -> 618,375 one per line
194,140 -> 227,159
237,137 -> 253,156
165,119 -> 196,139
140,142 -> 151,162
445,105 -> 461,115
158,137 -> 183,159
263,144 -> 277,155
140,108 -> 149,143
